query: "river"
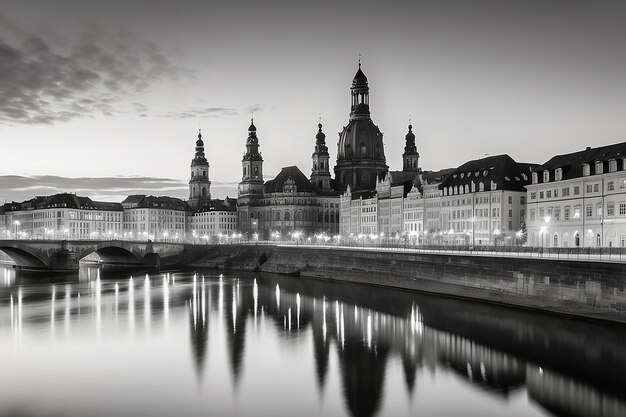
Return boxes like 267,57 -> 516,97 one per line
0,264 -> 624,417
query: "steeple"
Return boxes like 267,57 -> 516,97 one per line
311,122 -> 331,191
188,129 -> 211,209
350,61 -> 370,121
402,124 -> 420,172
238,119 -> 265,235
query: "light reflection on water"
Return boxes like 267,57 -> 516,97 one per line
0,264 -> 625,417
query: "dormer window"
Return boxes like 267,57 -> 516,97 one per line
555,168 -> 562,181
532,172 -> 538,184
491,180 -> 497,190
582,163 -> 590,176
595,161 -> 603,175
610,159 -> 617,172
479,182 -> 484,192
543,170 -> 549,182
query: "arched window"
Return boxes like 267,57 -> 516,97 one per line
324,211 -> 329,222
553,233 -> 559,247
202,187 -> 207,197
295,211 -> 301,221
318,212 -> 323,222
254,166 -> 259,175
574,232 -> 580,247
330,211 -> 335,223
203,170 -> 206,177
479,182 -> 485,192
465,185 -> 469,194
320,161 -> 324,169
275,212 -> 281,221
346,144 -> 353,157
285,211 -> 291,221
360,143 -> 367,156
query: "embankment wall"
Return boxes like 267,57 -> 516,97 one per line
182,244 -> 626,323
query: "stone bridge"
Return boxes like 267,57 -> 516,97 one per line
0,240 -> 185,271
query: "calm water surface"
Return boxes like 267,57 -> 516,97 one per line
1,264 -> 625,417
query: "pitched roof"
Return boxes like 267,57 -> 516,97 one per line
195,197 -> 238,213
264,166 -> 314,194
439,154 -> 537,193
534,141 -> 626,183
122,195 -> 191,211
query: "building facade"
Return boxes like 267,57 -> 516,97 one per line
525,142 -> 626,248
438,155 -> 535,246
121,195 -> 190,241
190,197 -> 238,240
0,194 -> 123,240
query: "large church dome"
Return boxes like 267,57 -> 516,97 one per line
337,119 -> 385,160
334,64 -> 388,192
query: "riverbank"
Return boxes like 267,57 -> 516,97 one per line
183,244 -> 626,323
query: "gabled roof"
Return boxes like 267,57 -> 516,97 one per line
439,154 -> 537,193
350,189 -> 377,200
264,166 -> 314,194
534,142 -> 626,183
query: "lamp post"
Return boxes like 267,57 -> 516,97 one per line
470,216 -> 476,247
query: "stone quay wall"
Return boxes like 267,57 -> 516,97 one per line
182,244 -> 626,323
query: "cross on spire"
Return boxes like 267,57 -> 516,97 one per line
358,52 -> 361,68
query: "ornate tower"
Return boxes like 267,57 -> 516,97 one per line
237,119 -> 264,234
188,129 -> 211,209
311,122 -> 332,191
335,63 -> 388,192
402,124 -> 420,172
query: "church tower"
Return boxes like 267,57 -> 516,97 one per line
335,62 -> 388,192
402,124 -> 420,172
237,119 -> 264,234
311,122 -> 332,191
188,129 -> 211,209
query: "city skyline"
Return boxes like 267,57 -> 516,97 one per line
2,0 -> 626,203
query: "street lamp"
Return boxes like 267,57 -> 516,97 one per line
493,229 -> 501,247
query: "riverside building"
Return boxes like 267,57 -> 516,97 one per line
525,142 -> 626,248
0,193 -> 123,240
438,155 -> 536,246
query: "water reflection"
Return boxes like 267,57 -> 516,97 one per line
1,264 -> 626,417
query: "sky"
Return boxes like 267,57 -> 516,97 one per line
1,0 -> 626,202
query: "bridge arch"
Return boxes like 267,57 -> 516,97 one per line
76,243 -> 143,265
0,246 -> 49,270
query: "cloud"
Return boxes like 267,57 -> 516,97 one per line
0,23 -> 191,124
0,175 -> 238,202
159,107 -> 239,119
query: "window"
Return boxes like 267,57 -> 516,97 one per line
564,206 -> 570,220
562,187 -> 570,196
539,191 -> 544,199
586,205 -> 593,218
539,207 -> 545,218
610,159 -> 617,172
582,164 -> 590,176
530,192 -> 536,200
532,172 -> 538,184
546,190 -> 552,198
508,209 -> 512,217
554,189 -> 558,197
596,204 -> 602,217
521,196 -> 526,204
574,207 -> 581,219
574,186 -> 580,195
620,203 -> 626,216
608,202 -> 615,216
543,171 -> 550,182
596,161 -> 603,174
586,184 -> 592,193
530,209 -> 536,221
479,182 -> 484,192
594,184 -> 599,193
554,207 -> 560,220
555,168 -> 562,181
608,181 -> 615,191
508,196 -> 512,204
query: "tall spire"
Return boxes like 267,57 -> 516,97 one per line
402,123 -> 419,172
